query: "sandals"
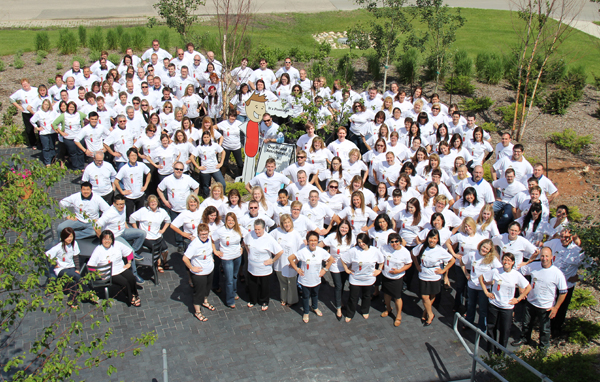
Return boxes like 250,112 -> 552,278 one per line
424,314 -> 435,327
362,314 -> 370,320
345,317 -> 352,323
157,266 -> 165,273
247,303 -> 255,308
132,297 -> 141,307
202,303 -> 216,311
261,305 -> 269,311
194,312 -> 208,322
336,309 -> 342,319
381,309 -> 392,318
394,316 -> 402,327
311,308 -> 323,317
303,314 -> 310,323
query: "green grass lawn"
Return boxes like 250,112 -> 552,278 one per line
1,8 -> 599,80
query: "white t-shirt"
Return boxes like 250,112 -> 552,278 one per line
88,241 -> 132,276
338,206 -> 378,236
95,205 -> 127,238
212,226 -> 247,261
46,241 -> 80,276
322,233 -> 356,273
519,263 -> 568,309
115,162 -> 151,199
297,134 -> 316,152
82,162 -> 117,196
413,245 -> 453,282
492,178 -> 527,203
248,172 -> 291,203
367,228 -> 396,249
184,237 -> 214,276
301,202 -> 335,229
295,246 -> 331,288
171,209 -> 204,238
453,198 -> 486,220
483,268 -> 530,309
544,239 -> 585,289
462,250 -> 502,290
394,210 -> 426,246
218,119 -> 243,151
380,244 -> 412,280
157,174 -> 200,213
492,234 -> 538,266
244,231 -> 283,277
342,246 -> 384,286
194,143 -> 224,174
129,207 -> 171,240
449,232 -> 486,259
270,228 -> 303,277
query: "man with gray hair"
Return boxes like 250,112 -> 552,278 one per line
454,165 -> 495,204
103,115 -> 134,172
82,151 -> 117,204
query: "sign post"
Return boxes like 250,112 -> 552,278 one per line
237,142 -> 296,183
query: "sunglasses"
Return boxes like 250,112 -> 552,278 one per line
390,240 -> 400,244
329,185 -> 338,189
297,156 -> 306,159
249,207 -> 258,209
263,119 -> 272,122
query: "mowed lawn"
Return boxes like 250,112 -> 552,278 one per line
0,8 -> 598,80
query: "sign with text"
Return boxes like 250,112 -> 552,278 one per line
266,99 -> 290,118
255,142 -> 296,174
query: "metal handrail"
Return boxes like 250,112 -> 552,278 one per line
452,313 -> 553,382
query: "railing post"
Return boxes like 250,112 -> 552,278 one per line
163,348 -> 168,382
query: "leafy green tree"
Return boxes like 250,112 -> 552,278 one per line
148,0 -> 206,39
413,0 -> 465,91
572,195 -> 600,286
349,0 -> 413,90
0,155 -> 156,381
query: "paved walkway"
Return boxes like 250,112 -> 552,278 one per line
0,147 -> 488,381
1,0 -> 599,38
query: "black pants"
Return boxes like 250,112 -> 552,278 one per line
520,301 -> 551,348
551,286 -> 574,335
63,138 -> 85,170
453,265 -> 468,311
191,272 -> 214,306
404,246 -> 416,291
125,195 -> 146,222
112,269 -> 138,306
143,237 -> 168,253
101,191 -> 114,205
22,112 -> 39,148
347,284 -> 373,318
487,304 -> 513,354
347,130 -> 367,155
223,148 -> 244,178
247,273 -> 270,306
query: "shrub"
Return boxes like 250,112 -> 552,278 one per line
543,58 -> 567,83
594,74 -> 600,90
57,29 -> 78,55
37,50 -> 48,59
397,48 -> 421,84
459,96 -> 494,112
34,31 -> 51,51
253,45 -> 278,68
550,204 -> 583,222
496,103 -> 516,127
72,55 -> 87,65
308,58 -> 337,91
159,30 -> 170,51
15,49 -> 24,57
13,56 -> 24,69
35,56 -> 43,65
0,60 -> 5,72
225,182 -> 249,197
476,52 -> 504,84
543,65 -> 586,115
487,349 -> 598,382
566,318 -> 600,345
315,41 -> 331,60
336,53 -> 355,84
120,32 -> 131,54
56,62 -> 63,71
106,29 -> 119,50
78,26 -> 87,47
568,289 -> 597,310
88,27 -> 104,52
481,122 -> 498,133
453,50 -> 473,77
107,53 -> 120,66
550,128 -> 593,155
47,78 -> 56,85
0,124 -> 26,147
89,50 -> 101,63
445,75 -> 474,95
2,111 -> 15,126
132,27 -> 147,51
366,53 -> 382,81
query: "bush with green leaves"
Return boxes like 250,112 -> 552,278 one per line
2,111 -> 15,126
543,65 -> 586,115
424,53 -> 448,82
550,204 -> 583,222
0,123 -> 26,146
475,52 -> 504,84
120,31 -> 131,54
107,53 -> 121,66
445,75 -> 474,95
481,122 -> 498,133
78,25 -> 87,47
336,53 -> 356,84
550,128 -> 593,155
72,55 -> 87,65
34,56 -> 43,65
566,318 -> 600,345
452,50 -> 473,77
496,103 -> 516,127
106,29 -> 119,50
308,58 -> 337,91
34,31 -> 51,51
37,50 -> 48,59
397,48 -> 421,84
159,29 -> 170,51
568,289 -> 597,310
0,59 -> 5,72
56,62 -> 63,71
543,59 -> 567,84
487,349 -> 598,382
459,96 -> 494,113
253,45 -> 279,69
88,26 -> 104,51
89,50 -> 101,63
57,28 -> 78,55
132,27 -> 147,51
225,182 -> 249,197
366,53 -> 382,81
13,55 -> 24,69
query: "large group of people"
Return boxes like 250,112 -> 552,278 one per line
27,39 -> 586,350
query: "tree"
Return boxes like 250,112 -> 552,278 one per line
509,0 -> 584,142
148,0 -> 206,39
211,0 -> 254,114
349,0 -> 413,91
0,155 -> 156,381
413,0 -> 465,92
572,195 -> 600,286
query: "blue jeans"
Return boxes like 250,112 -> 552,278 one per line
199,171 -> 226,198
57,220 -> 96,240
493,201 -> 513,233
330,272 -> 348,309
212,255 -> 222,290
222,256 -> 242,306
63,138 -> 85,170
466,287 -> 489,331
57,267 -> 83,301
301,284 -> 321,314
39,134 -> 56,165
117,229 -> 146,282
236,115 -> 249,123
114,161 -> 127,172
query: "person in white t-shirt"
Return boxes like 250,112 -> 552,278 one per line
183,223 -> 218,322
10,78 -> 40,149
511,247 -> 568,349
379,233 -> 413,327
492,168 -> 526,232
243,219 -> 284,310
45,227 -> 85,308
492,144 -> 533,184
249,59 -> 276,90
495,132 -> 514,162
412,229 -> 455,326
246,158 -> 292,203
193,131 -> 226,197
129,195 -> 171,271
142,39 -> 173,63
479,252 -> 531,354
82,151 -> 117,204
289,230 -> 334,323
114,148 -> 152,220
